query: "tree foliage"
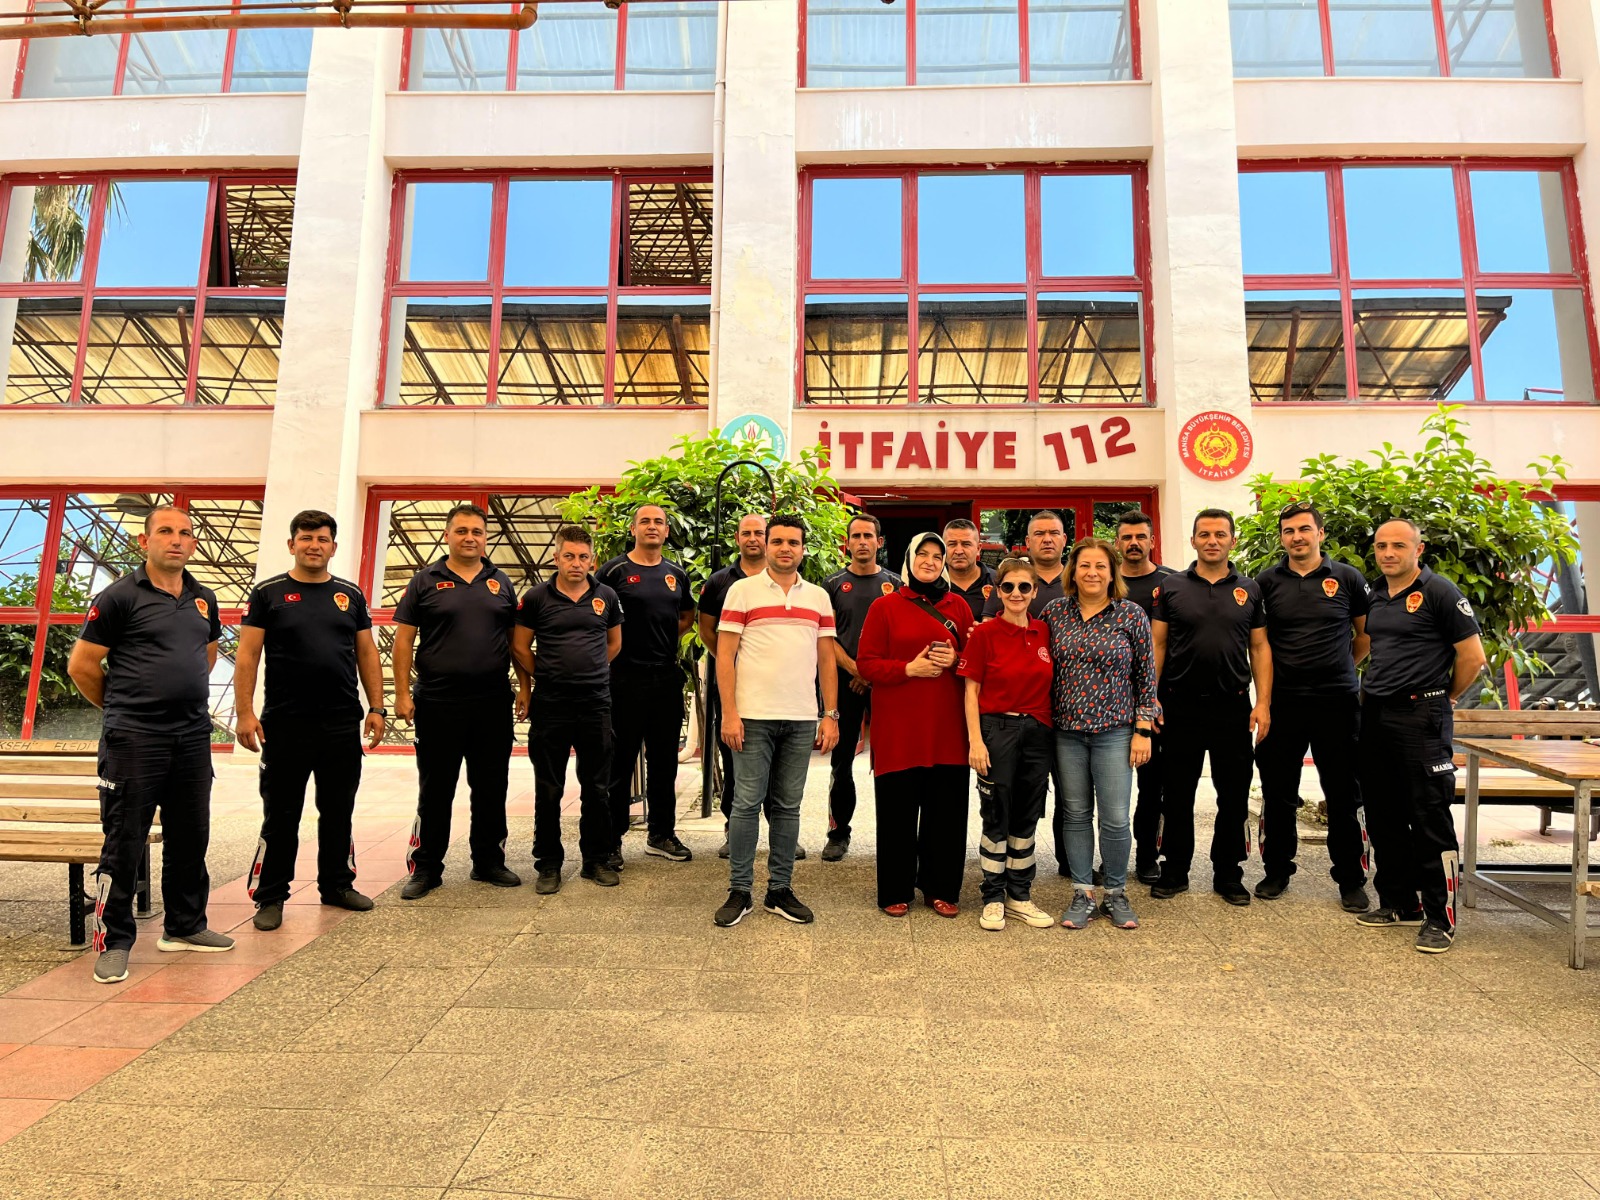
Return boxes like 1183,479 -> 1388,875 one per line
0,570 -> 95,735
1234,405 -> 1578,682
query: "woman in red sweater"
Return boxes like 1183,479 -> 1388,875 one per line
855,531 -> 976,916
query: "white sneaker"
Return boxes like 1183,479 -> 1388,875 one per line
979,902 -> 1006,931
1003,897 -> 1057,929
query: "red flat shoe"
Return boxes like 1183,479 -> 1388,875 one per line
881,903 -> 910,918
926,898 -> 959,918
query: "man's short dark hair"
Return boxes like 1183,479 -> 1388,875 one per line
1116,510 -> 1154,533
1192,508 -> 1236,536
289,509 -> 337,540
847,513 -> 882,537
767,514 -> 808,544
555,523 -> 593,549
144,505 -> 189,535
445,502 -> 488,529
943,518 -> 979,535
1277,499 -> 1325,531
1028,510 -> 1066,531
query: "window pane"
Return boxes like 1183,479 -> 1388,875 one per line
407,21 -> 510,91
30,626 -> 101,740
1038,291 -> 1144,404
389,296 -> 492,406
0,619 -> 40,736
980,507 -> 1077,557
1470,170 -> 1572,275
1477,288 -> 1594,403
1351,288 -> 1476,402
4,298 -> 82,405
372,497 -> 475,606
1343,167 -> 1460,280
208,625 -> 239,744
915,0 -> 1021,84
918,292 -> 1028,405
504,179 -> 612,288
1329,0 -> 1441,76
193,298 -> 282,406
622,181 -> 713,287
215,183 -> 296,288
6,184 -> 94,285
624,2 -> 717,90
1030,0 -> 1134,82
1041,174 -> 1135,278
401,182 -> 493,283
122,6 -> 228,95
230,27 -> 312,92
0,499 -> 49,609
79,298 -> 194,406
810,177 -> 902,280
1229,0 -> 1323,77
184,497 -> 262,606
497,298 -> 607,407
805,0 -> 907,87
1239,171 -> 1332,276
804,293 -> 910,405
918,174 -> 1025,285
615,297 -> 710,405
1445,0 -> 1551,78
56,492 -> 174,605
516,4 -> 617,89
486,493 -> 563,596
97,180 -> 209,288
18,34 -> 121,98
1245,289 -> 1345,402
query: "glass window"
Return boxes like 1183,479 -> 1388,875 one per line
504,179 -> 612,288
1041,174 -> 1135,278
121,2 -> 229,95
810,178 -> 903,281
56,493 -> 174,604
194,300 -> 282,406
1229,0 -> 1324,77
30,627 -> 101,740
1471,170 -> 1572,275
0,499 -> 49,609
918,174 -> 1026,285
1030,0 -> 1136,82
497,297 -> 608,407
1477,288 -> 1594,403
7,184 -> 94,285
1328,0 -> 1441,75
401,182 -> 494,283
388,296 -> 493,406
1038,291 -> 1144,404
980,507 -> 1077,556
407,21 -> 513,91
230,28 -> 314,92
614,297 -> 710,405
1351,288 -> 1476,402
18,36 -> 121,99
185,497 -> 264,606
622,181 -> 713,287
804,294 -> 911,405
371,497 -> 473,607
804,0 -> 907,88
1343,167 -> 1460,280
96,180 -> 210,288
483,494 -> 565,596
918,292 -> 1028,404
915,0 -> 1021,85
1239,172 -> 1332,276
217,183 -> 297,288
4,298 -> 82,405
516,5 -> 618,90
78,297 -> 195,407
623,1 -> 717,90
1445,0 -> 1552,78
1244,289 -> 1345,402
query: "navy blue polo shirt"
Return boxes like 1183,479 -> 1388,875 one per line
949,563 -> 998,621
1153,563 -> 1266,697
1120,564 -> 1176,621
80,565 -> 222,735
393,558 -> 518,702
1257,555 -> 1370,699
1363,566 -> 1481,699
981,568 -> 1066,620
597,553 -> 694,671
823,567 -> 902,658
515,576 -> 623,702
242,574 -> 372,722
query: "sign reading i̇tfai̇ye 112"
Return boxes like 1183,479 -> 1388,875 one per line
1177,411 -> 1253,481
816,417 -> 1138,473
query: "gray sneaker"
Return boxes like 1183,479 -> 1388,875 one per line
156,928 -> 235,953
1100,889 -> 1140,929
1414,920 -> 1455,954
1060,889 -> 1097,929
93,948 -> 129,984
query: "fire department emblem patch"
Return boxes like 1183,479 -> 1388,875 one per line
333,592 -> 350,611
1232,588 -> 1247,607
195,598 -> 209,618
982,585 -> 993,599
592,598 -> 606,616
666,575 -> 678,592
1406,591 -> 1425,614
1152,587 -> 1160,601
881,582 -> 894,595
1322,579 -> 1339,598
486,579 -> 501,595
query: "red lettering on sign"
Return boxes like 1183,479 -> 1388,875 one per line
993,431 -> 1016,469
838,430 -> 864,469
935,428 -> 949,469
1102,416 -> 1136,458
896,432 -> 931,470
870,431 -> 894,469
955,430 -> 989,468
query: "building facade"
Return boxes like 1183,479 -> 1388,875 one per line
0,0 -> 1596,743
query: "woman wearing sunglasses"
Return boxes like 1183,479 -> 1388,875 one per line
855,531 -> 975,917
1042,537 -> 1158,931
958,557 -> 1057,932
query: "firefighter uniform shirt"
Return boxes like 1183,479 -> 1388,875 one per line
393,558 -> 519,701
597,555 -> 694,670
242,575 -> 373,721
1362,567 -> 1481,698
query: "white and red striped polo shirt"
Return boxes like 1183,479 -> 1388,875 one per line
718,570 -> 837,721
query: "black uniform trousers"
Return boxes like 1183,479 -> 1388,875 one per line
530,696 -> 614,871
1159,690 -> 1255,889
874,764 -> 970,908
250,716 -> 363,908
826,671 -> 870,841
1255,692 -> 1366,889
976,714 -> 1053,903
410,692 -> 512,881
1358,691 -> 1460,927
1132,733 -> 1164,873
93,728 -> 213,952
607,665 -> 684,846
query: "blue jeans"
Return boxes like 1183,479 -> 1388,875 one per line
1055,727 -> 1134,891
728,719 -> 816,894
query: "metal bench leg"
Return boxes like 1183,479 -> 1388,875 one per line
1463,753 -> 1481,910
1572,781 -> 1591,970
67,863 -> 88,949
135,844 -> 152,917
1540,807 -> 1552,836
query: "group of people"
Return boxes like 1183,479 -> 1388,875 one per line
63,493 -> 1486,985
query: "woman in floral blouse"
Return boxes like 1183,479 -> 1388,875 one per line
1041,537 -> 1158,930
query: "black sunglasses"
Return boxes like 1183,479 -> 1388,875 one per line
998,580 -> 1034,595
1278,499 -> 1317,521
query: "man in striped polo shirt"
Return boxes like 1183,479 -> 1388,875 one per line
713,514 -> 841,927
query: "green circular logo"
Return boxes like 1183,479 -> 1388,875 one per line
720,413 -> 787,463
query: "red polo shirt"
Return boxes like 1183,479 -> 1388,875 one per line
958,617 -> 1053,727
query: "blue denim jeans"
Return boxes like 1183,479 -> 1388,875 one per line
1055,726 -> 1134,891
728,719 -> 816,894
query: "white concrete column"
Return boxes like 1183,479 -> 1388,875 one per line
1143,0 -> 1255,531
255,27 -> 400,583
709,0 -> 798,449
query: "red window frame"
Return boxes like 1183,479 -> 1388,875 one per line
796,163 -> 1153,409
798,0 -> 1142,87
0,486 -> 260,742
1240,157 -> 1599,406
1254,0 -> 1559,79
378,168 -> 712,408
11,0 -> 309,98
0,170 -> 293,410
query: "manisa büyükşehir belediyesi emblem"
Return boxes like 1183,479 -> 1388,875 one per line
1232,587 -> 1248,607
333,592 -> 350,611
1406,591 -> 1425,614
1177,411 -> 1254,481
592,598 -> 606,615
1323,579 -> 1339,598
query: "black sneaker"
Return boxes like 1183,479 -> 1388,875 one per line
470,865 -> 522,888
714,889 -> 753,927
580,861 -> 620,887
820,837 -> 848,862
253,902 -> 284,931
1150,879 -> 1189,900
646,835 -> 692,862
1213,882 -> 1252,907
605,851 -> 625,872
1254,876 -> 1290,901
718,837 -> 730,860
1356,906 -> 1425,928
1135,862 -> 1161,886
1339,885 -> 1372,914
400,873 -> 440,901
1414,920 -> 1455,954
321,888 -> 374,911
534,869 -> 561,895
763,888 -> 815,924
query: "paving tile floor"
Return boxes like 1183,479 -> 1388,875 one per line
0,752 -> 1596,1198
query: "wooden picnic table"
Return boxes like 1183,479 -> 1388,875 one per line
1457,736 -> 1599,969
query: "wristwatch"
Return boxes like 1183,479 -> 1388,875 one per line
822,709 -> 841,720
369,707 -> 388,716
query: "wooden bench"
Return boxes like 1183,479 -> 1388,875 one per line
1452,710 -> 1600,842
0,740 -> 161,947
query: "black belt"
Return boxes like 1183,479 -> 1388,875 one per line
1365,687 -> 1447,705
